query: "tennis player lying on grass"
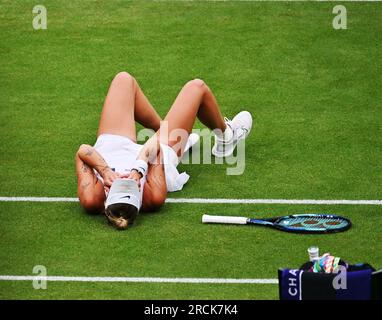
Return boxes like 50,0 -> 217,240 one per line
76,72 -> 252,229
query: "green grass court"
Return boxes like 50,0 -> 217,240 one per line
0,0 -> 381,299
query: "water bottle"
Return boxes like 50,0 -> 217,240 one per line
308,246 -> 320,262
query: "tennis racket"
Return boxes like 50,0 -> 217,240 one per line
202,213 -> 351,234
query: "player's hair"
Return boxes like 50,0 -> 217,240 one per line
105,203 -> 138,230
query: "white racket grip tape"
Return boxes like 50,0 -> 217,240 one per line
202,214 -> 248,225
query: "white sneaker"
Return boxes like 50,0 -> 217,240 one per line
212,111 -> 253,158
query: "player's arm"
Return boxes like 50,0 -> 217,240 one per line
141,155 -> 167,212
124,135 -> 167,211
75,144 -> 119,214
76,144 -> 119,187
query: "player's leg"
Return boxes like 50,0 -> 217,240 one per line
163,79 -> 253,158
140,79 -> 226,211
97,71 -> 161,140
158,79 -> 227,156
142,79 -> 251,211
134,78 -> 162,131
80,71 -> 161,213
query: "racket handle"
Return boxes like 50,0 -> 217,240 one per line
202,214 -> 248,225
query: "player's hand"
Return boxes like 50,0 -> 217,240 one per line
120,170 -> 142,188
102,168 -> 120,187
104,185 -> 110,197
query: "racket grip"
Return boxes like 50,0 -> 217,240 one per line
202,214 -> 248,225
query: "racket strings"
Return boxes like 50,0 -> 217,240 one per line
282,217 -> 349,230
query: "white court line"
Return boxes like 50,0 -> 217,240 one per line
0,197 -> 79,202
213,0 -> 382,2
0,275 -> 278,284
0,196 -> 381,205
166,198 -> 382,205
160,0 -> 382,2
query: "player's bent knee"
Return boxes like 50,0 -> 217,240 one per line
113,71 -> 135,84
185,78 -> 206,91
191,78 -> 205,87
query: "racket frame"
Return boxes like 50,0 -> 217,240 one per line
203,213 -> 352,234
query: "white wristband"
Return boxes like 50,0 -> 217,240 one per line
132,159 -> 148,177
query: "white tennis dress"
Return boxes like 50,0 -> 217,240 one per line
93,134 -> 189,196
